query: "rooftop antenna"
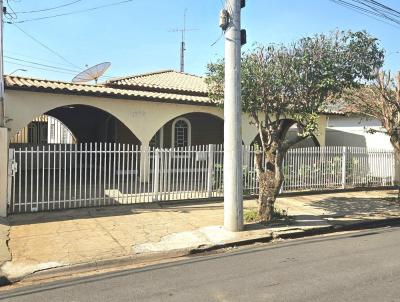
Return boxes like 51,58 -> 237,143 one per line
72,62 -> 111,84
169,9 -> 197,72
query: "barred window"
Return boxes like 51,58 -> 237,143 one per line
173,118 -> 191,147
50,123 -> 55,140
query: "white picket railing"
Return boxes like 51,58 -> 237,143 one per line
281,146 -> 395,192
8,144 -> 396,213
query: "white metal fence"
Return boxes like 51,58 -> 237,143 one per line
8,144 -> 396,213
281,146 -> 395,192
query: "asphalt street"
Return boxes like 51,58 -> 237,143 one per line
1,227 -> 400,302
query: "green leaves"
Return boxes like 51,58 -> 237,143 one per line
206,30 -> 384,148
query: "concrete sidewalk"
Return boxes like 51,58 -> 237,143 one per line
1,189 -> 400,282
0,218 -> 10,274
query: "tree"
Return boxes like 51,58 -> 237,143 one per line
344,71 -> 400,160
206,30 -> 384,221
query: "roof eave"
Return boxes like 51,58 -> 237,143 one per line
5,85 -> 217,107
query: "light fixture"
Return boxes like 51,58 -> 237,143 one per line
8,69 -> 27,75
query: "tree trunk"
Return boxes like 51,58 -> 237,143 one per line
255,146 -> 285,222
390,136 -> 400,155
390,136 -> 400,186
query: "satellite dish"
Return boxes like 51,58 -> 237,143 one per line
72,62 -> 111,84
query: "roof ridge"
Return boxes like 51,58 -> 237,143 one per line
174,70 -> 205,79
106,69 -> 175,83
5,75 -> 105,88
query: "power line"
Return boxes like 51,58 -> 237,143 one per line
13,0 -> 83,14
5,56 -> 81,73
10,23 -> 82,69
4,2 -> 130,80
4,50 -> 80,68
329,0 -> 400,27
331,0 -> 393,21
355,0 -> 400,24
10,0 -> 134,24
330,0 -> 400,27
331,0 -> 399,19
5,60 -> 79,76
363,0 -> 400,17
5,60 -> 115,80
4,0 -> 18,21
4,54 -> 117,79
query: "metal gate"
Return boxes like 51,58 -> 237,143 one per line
8,144 -> 145,213
7,143 -> 225,214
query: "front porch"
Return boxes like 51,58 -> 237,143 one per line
3,72 -> 333,215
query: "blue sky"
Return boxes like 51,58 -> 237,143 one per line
4,0 -> 400,82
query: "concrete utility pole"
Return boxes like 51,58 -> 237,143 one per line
0,0 -> 7,218
223,0 -> 243,232
0,0 -> 4,127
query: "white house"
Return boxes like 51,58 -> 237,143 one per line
325,115 -> 392,150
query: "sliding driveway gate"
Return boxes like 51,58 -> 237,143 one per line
8,144 -> 396,214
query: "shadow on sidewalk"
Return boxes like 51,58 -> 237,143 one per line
8,191 -> 400,227
308,192 -> 400,223
7,199 -> 225,226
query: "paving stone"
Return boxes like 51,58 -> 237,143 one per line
3,189 -> 400,280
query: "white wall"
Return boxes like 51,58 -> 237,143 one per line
326,115 -> 392,150
5,89 -> 328,147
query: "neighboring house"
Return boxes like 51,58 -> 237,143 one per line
284,108 -> 392,150
325,115 -> 392,150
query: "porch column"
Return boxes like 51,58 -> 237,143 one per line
140,139 -> 151,183
0,128 -> 8,217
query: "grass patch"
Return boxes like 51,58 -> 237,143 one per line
244,207 -> 293,226
244,209 -> 260,223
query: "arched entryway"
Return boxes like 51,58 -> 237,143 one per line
10,115 -> 77,146
149,112 -> 224,148
10,105 -> 141,146
8,105 -> 144,213
46,105 -> 140,144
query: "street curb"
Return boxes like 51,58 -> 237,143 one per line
4,248 -> 193,284
189,234 -> 274,254
273,217 -> 400,240
5,217 -> 400,286
331,217 -> 400,231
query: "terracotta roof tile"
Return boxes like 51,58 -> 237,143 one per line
4,74 -> 344,115
5,75 -> 214,106
106,70 -> 208,94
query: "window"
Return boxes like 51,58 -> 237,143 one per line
172,118 -> 191,148
62,129 -> 67,143
27,123 -> 36,143
50,123 -> 55,141
27,122 -> 48,144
